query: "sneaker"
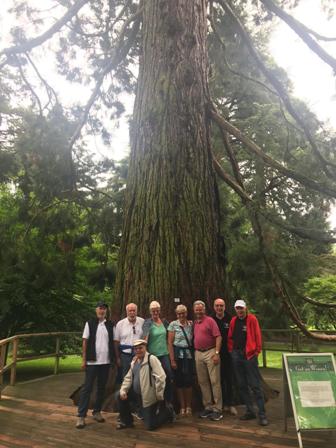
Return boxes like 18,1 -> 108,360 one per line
116,421 -> 134,430
76,417 -> 85,429
259,416 -> 269,426
179,408 -> 186,416
199,409 -> 213,418
166,403 -> 176,423
239,412 -> 256,421
92,411 -> 105,423
186,407 -> 192,416
229,406 -> 238,416
210,411 -> 223,421
131,411 -> 144,420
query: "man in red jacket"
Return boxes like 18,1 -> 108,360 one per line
228,299 -> 268,426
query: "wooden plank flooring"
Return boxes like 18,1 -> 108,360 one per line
0,370 -> 335,447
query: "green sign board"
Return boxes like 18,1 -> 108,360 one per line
283,353 -> 336,447
285,353 -> 336,429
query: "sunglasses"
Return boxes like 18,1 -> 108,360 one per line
132,326 -> 136,335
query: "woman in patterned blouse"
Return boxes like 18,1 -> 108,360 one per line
168,304 -> 194,416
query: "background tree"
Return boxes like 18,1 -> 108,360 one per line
1,0 -> 336,337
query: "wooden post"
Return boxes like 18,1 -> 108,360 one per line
295,332 -> 301,352
54,336 -> 60,375
10,338 -> 18,386
262,348 -> 267,368
0,344 -> 6,385
0,343 -> 6,399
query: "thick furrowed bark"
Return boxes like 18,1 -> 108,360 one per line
115,0 -> 225,317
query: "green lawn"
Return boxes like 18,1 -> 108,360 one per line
2,355 -> 82,384
259,351 -> 283,369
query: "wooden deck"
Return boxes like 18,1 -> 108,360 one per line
0,369 -> 335,448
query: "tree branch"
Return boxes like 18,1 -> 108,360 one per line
0,0 -> 89,60
210,104 -> 336,198
15,56 -> 43,115
260,0 -> 336,71
212,143 -> 336,341
216,0 -> 336,179
25,53 -> 59,110
301,295 -> 336,308
68,6 -> 142,154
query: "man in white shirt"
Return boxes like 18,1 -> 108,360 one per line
114,303 -> 144,380
76,301 -> 114,429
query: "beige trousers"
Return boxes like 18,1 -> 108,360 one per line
195,348 -> 222,412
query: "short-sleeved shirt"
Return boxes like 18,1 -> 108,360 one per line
114,317 -> 144,354
232,317 -> 247,350
83,320 -> 110,365
213,312 -> 232,354
147,323 -> 169,357
168,320 -> 193,359
193,315 -> 221,351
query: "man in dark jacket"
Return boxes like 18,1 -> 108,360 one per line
76,301 -> 114,429
228,299 -> 268,426
212,298 -> 237,416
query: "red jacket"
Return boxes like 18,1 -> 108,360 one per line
227,314 -> 262,360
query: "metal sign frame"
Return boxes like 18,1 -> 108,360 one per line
283,352 -> 336,448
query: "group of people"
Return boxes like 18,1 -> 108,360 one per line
76,297 -> 269,431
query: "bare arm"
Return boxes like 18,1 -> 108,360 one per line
167,331 -> 177,369
114,340 -> 121,367
81,338 -> 88,370
215,335 -> 222,353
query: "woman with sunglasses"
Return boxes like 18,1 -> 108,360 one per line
142,301 -> 173,405
167,304 -> 194,416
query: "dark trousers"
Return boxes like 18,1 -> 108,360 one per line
157,354 -> 173,403
231,350 -> 266,417
77,364 -> 110,417
220,351 -> 234,406
120,352 -> 133,379
119,389 -> 171,430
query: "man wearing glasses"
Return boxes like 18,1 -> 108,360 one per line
114,303 -> 144,380
228,299 -> 268,426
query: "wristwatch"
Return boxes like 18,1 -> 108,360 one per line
215,350 -> 219,355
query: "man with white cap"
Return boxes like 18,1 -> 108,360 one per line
228,299 -> 268,426
117,339 -> 174,431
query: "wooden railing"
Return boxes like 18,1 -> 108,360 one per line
261,329 -> 336,367
1,328 -> 335,398
0,331 -> 81,398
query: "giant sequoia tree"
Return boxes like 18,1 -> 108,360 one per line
1,0 -> 336,337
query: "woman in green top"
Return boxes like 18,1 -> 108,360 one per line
142,301 -> 173,403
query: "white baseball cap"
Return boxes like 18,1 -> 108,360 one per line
234,299 -> 247,308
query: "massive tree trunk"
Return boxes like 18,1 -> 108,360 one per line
115,0 -> 225,317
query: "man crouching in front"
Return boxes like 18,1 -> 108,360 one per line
117,339 -> 174,430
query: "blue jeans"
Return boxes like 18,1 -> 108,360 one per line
231,350 -> 266,417
157,354 -> 173,403
77,364 -> 110,417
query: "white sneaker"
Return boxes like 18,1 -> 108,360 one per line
76,417 -> 85,429
229,406 -> 238,416
93,411 -> 105,422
